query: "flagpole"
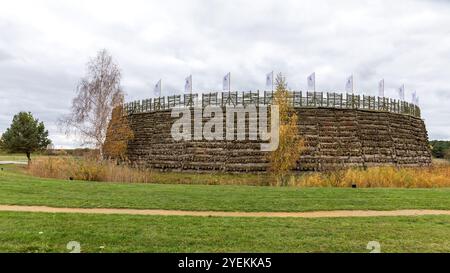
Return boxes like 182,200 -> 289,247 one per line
352,75 -> 354,94
400,84 -> 405,101
314,73 -> 316,92
229,73 -> 231,94
272,71 -> 274,92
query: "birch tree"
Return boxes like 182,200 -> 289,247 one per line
59,49 -> 124,158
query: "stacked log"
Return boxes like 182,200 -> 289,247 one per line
111,107 -> 432,172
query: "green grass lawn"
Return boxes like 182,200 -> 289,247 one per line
0,152 -> 51,162
1,211 -> 449,252
0,154 -> 28,162
1,166 -> 450,212
0,152 -> 60,162
1,166 -> 450,253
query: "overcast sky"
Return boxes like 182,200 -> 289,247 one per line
1,0 -> 449,148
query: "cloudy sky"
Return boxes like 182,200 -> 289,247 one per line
1,0 -> 449,147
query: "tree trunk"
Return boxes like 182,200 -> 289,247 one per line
99,145 -> 104,161
26,152 -> 31,166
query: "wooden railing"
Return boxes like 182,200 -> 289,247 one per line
124,91 -> 421,118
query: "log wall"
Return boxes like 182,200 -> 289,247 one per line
113,107 -> 431,172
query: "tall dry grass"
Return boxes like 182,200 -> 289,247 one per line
26,157 -> 270,185
26,156 -> 450,188
294,165 -> 450,188
28,157 -> 153,183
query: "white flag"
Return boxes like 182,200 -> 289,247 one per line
266,71 -> 273,91
154,79 -> 161,97
412,91 -> 418,105
378,79 -> 385,97
184,75 -> 192,94
223,72 -> 230,92
398,84 -> 405,100
307,72 -> 315,91
345,75 -> 353,93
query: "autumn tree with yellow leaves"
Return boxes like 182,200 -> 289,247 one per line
268,73 -> 305,186
103,106 -> 134,162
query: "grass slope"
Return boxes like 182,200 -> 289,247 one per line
1,167 -> 450,212
0,211 -> 449,252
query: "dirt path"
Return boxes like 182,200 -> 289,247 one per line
1,205 -> 450,218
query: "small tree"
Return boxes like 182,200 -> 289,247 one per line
59,49 -> 124,158
0,112 -> 51,164
103,106 -> 134,162
268,73 -> 305,186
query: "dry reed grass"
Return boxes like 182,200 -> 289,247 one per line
26,157 -> 450,188
27,157 -> 152,183
26,156 -> 269,185
293,165 -> 450,188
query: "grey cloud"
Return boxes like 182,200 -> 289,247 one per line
0,50 -> 13,62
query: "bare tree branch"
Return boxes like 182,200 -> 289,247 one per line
58,49 -> 125,158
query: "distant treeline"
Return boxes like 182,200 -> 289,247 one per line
430,140 -> 450,159
0,147 -> 98,157
44,148 -> 99,157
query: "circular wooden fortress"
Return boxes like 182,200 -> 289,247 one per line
106,91 -> 432,172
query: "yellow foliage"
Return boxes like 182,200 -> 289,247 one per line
103,106 -> 134,161
295,165 -> 450,188
268,74 -> 305,185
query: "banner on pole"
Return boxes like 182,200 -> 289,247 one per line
307,72 -> 315,91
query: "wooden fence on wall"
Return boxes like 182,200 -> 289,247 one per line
124,91 -> 421,118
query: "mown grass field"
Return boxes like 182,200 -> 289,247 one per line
0,154 -> 28,162
1,212 -> 449,253
1,166 -> 450,212
1,164 -> 450,252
